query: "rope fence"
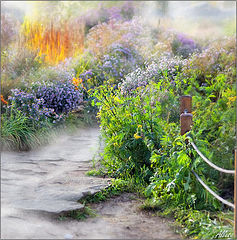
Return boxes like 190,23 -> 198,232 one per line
180,95 -> 237,238
188,139 -> 235,175
192,170 -> 234,209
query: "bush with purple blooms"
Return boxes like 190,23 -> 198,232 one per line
32,80 -> 83,115
8,89 -> 62,127
79,43 -> 144,88
171,33 -> 201,58
86,17 -> 152,59
8,79 -> 84,127
181,36 -> 236,84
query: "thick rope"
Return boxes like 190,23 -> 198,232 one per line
192,170 -> 234,209
188,137 -> 235,175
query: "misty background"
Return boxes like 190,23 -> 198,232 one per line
1,1 -> 236,39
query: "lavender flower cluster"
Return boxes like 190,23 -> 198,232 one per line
8,78 -> 83,126
8,89 -> 63,126
120,54 -> 186,94
107,2 -> 135,21
99,43 -> 143,80
80,43 -> 144,87
171,33 -> 200,58
33,80 -> 83,114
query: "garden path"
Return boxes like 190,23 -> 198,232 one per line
1,127 -> 179,239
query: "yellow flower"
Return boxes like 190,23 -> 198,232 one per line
114,96 -> 121,104
228,96 -> 236,102
134,133 -> 142,139
138,125 -> 142,128
227,96 -> 236,107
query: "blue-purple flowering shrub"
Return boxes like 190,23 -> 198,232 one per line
8,89 -> 63,127
3,72 -> 84,150
8,78 -> 83,127
96,43 -> 143,84
171,33 -> 201,58
32,80 -> 83,115
78,43 -> 144,88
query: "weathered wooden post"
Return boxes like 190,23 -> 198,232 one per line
180,95 -> 192,115
235,149 -> 237,239
180,96 -> 192,135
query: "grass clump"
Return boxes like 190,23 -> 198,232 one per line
79,178 -> 141,204
58,206 -> 96,221
1,109 -> 50,151
139,199 -> 234,239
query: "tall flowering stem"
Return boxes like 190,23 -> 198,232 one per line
1,95 -> 8,105
21,18 -> 85,64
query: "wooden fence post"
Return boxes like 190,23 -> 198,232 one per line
180,95 -> 192,115
235,149 -> 237,239
180,96 -> 193,136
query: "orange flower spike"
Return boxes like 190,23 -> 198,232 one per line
1,95 -> 8,105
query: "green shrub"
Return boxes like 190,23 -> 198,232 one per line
90,82 -> 179,182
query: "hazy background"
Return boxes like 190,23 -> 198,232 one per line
1,1 -> 236,39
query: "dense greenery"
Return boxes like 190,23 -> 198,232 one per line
89,36 -> 236,238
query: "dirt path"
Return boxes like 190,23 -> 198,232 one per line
1,127 -> 180,239
82,193 -> 179,239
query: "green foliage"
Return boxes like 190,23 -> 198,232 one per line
1,109 -> 50,151
90,82 -> 179,182
86,169 -> 105,177
90,36 -> 235,237
172,207 -> 233,239
90,72 -> 234,212
140,199 -> 233,239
